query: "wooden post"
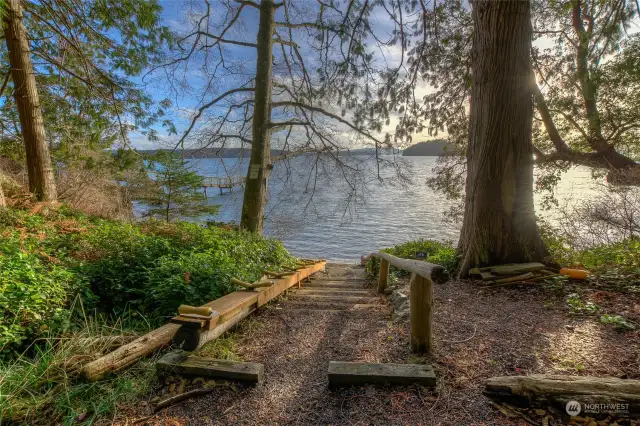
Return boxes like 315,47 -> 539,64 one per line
410,273 -> 433,354
377,258 -> 390,294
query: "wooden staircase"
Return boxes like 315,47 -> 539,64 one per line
277,267 -> 386,312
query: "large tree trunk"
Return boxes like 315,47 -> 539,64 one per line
458,0 -> 548,276
240,0 -> 275,233
3,0 -> 57,202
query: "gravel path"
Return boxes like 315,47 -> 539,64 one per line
122,264 -> 640,426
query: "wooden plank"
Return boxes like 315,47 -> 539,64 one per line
328,361 -> 436,388
201,291 -> 258,323
256,261 -> 326,307
490,263 -> 546,276
292,288 -> 371,296
157,351 -> 263,384
176,261 -> 326,350
288,294 -> 378,304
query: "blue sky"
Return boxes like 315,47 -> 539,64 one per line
130,0 -> 409,150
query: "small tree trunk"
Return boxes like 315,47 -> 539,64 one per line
458,0 -> 548,276
3,0 -> 57,201
0,174 -> 6,208
240,0 -> 275,233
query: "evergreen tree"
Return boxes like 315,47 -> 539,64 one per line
139,151 -> 218,222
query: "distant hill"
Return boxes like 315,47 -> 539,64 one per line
139,148 -> 286,159
402,140 -> 451,156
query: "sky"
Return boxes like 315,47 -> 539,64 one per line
129,0 -> 434,150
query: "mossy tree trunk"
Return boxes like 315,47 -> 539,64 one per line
240,0 -> 275,233
3,0 -> 57,201
457,0 -> 548,277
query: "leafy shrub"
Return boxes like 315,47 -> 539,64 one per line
0,235 -> 74,355
599,314 -> 635,331
0,207 -> 296,356
366,238 -> 458,277
540,217 -> 640,290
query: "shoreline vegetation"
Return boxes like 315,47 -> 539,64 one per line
0,205 -> 295,423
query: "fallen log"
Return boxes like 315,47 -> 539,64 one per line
81,323 -> 181,382
484,375 -> 640,417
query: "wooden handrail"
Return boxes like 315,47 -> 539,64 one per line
369,251 -> 448,354
370,252 -> 449,284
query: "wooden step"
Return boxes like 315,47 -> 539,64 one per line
277,300 -> 384,311
328,361 -> 436,388
305,282 -> 369,289
292,288 -> 372,296
311,278 -> 368,283
157,351 -> 263,383
288,294 -> 379,304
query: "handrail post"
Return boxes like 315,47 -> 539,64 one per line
377,258 -> 390,294
410,273 -> 433,354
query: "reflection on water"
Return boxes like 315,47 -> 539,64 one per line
183,156 -> 600,262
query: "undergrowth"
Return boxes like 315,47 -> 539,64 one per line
365,238 -> 458,278
0,301 -> 157,425
0,206 -> 295,357
0,205 -> 297,423
540,220 -> 640,292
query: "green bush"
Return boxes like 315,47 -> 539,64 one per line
0,235 -> 74,356
539,218 -> 640,290
0,207 -> 296,356
366,238 -> 458,278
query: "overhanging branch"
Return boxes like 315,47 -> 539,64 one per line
272,101 -> 384,145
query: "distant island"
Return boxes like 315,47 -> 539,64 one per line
402,140 -> 452,156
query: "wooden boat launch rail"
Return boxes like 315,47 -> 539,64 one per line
81,260 -> 326,381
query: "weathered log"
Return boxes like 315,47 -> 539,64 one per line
493,272 -> 534,284
490,263 -> 546,276
81,323 -> 181,382
484,375 -> 640,416
370,251 -> 448,283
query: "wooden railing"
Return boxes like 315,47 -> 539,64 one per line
370,252 -> 448,354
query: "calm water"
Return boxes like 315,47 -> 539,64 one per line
185,156 -> 599,262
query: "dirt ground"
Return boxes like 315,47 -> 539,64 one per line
119,264 -> 640,426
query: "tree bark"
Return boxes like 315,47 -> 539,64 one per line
458,0 -> 549,277
4,0 -> 57,201
240,0 -> 275,232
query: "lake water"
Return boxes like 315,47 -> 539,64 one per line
186,156 -> 600,262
